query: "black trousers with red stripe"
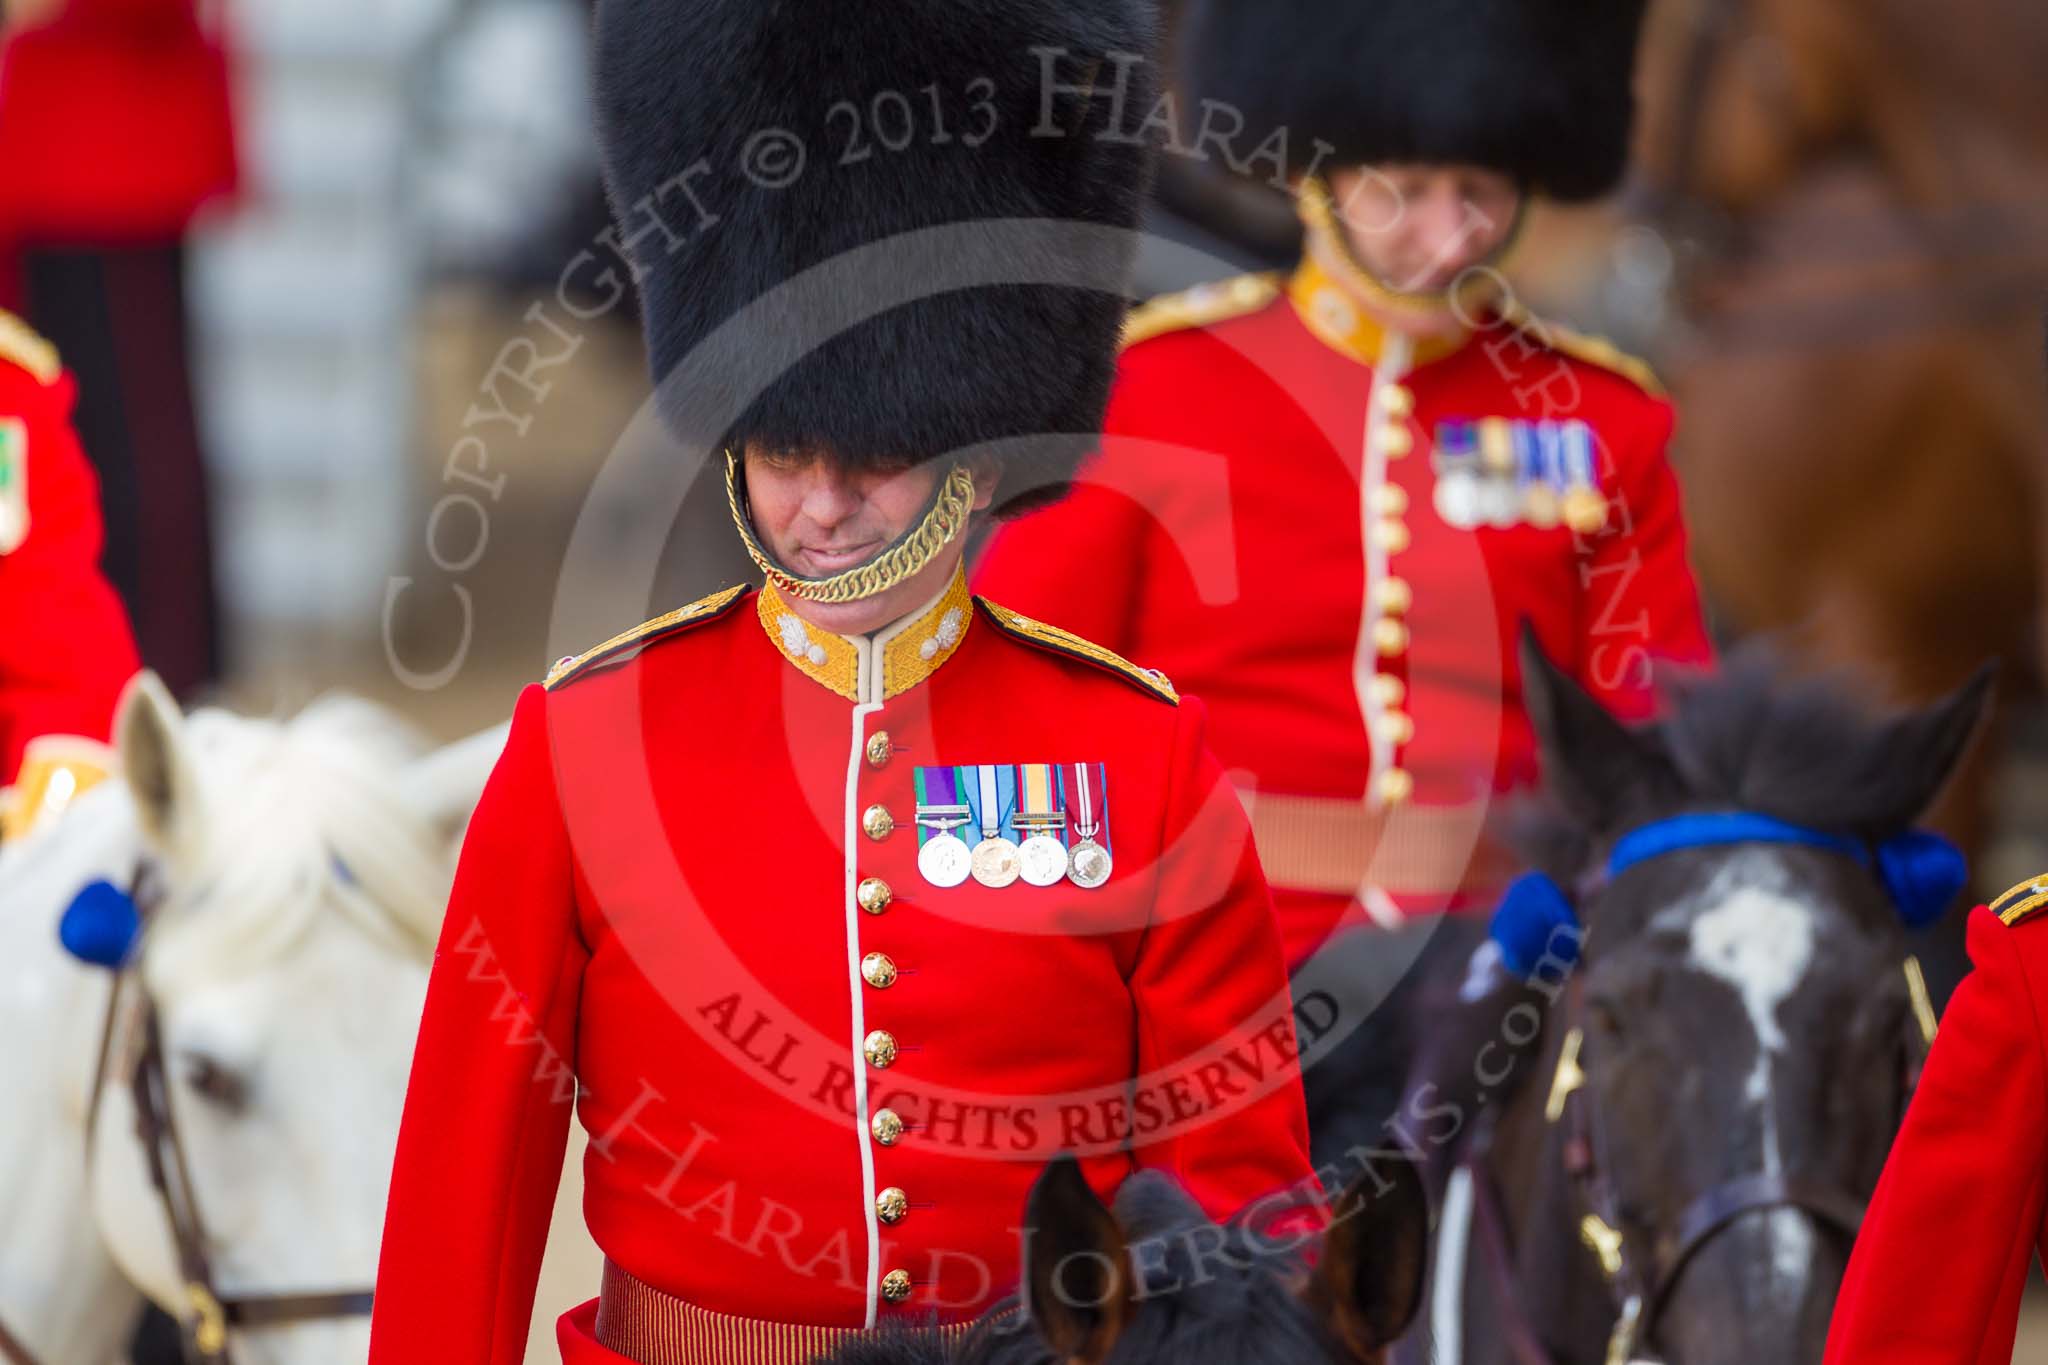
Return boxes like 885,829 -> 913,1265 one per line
23,241 -> 220,697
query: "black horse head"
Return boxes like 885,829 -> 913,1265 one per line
1504,630 -> 1990,1365
819,1152 -> 1429,1365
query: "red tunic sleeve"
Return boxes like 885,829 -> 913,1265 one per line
0,367 -> 139,782
1823,908 -> 2048,1365
368,683 -> 588,1364
1126,696 -> 1313,1215
1574,394 -> 1713,722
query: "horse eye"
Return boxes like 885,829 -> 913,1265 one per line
1586,997 -> 1625,1040
181,1053 -> 249,1112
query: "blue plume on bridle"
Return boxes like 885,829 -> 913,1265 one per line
1490,812 -> 1966,977
59,878 -> 143,970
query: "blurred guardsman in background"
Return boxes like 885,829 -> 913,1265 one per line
1824,875 -> 2048,1363
0,0 -> 236,696
0,309 -> 139,840
368,1 -> 1315,1359
975,0 -> 1714,1158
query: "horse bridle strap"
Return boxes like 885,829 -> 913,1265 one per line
1653,1173 -> 1864,1310
129,1004 -> 377,1365
225,1293 -> 377,1327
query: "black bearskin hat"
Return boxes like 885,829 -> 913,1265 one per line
1179,0 -> 1649,202
593,0 -> 1160,514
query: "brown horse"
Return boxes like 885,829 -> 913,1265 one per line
1625,0 -> 2048,898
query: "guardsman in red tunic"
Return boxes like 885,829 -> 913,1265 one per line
367,3 -> 1315,1360
979,0 -> 1712,962
0,0 -> 239,695
1824,879 -> 2048,1364
972,0 -> 1712,1153
0,309 -> 139,838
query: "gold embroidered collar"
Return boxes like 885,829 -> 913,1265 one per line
1287,255 -> 1471,370
757,566 -> 976,702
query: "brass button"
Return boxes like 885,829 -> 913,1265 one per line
1377,710 -> 1415,745
871,1108 -> 904,1145
862,805 -> 895,840
865,731 -> 893,768
880,1269 -> 913,1303
861,952 -> 898,989
1377,576 -> 1413,615
876,1187 -> 909,1224
1370,673 -> 1406,708
1377,768 -> 1415,805
1374,484 -> 1409,516
1380,384 -> 1414,417
857,877 -> 893,915
1378,518 -> 1410,554
1380,424 -> 1414,458
1373,618 -> 1410,657
863,1030 -> 898,1068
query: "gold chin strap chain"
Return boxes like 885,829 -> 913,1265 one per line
1294,174 -> 1519,325
725,452 -> 976,605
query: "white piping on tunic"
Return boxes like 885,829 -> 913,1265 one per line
844,680 -> 885,1326
838,577 -> 960,1325
1352,330 -> 1412,928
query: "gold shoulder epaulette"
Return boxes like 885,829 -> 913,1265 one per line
1993,874 -> 2048,926
1497,299 -> 1664,398
0,310 -> 60,386
973,597 -> 1177,705
1121,272 -> 1282,350
544,585 -> 749,690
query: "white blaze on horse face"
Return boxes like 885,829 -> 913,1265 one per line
1685,863 -> 1816,1153
1682,855 -> 1820,1291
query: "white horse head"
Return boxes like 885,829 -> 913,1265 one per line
0,672 -> 503,1365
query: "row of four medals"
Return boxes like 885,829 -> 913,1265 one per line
914,763 -> 1111,890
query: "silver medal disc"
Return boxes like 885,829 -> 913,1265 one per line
1477,477 -> 1520,528
970,837 -> 1023,888
1067,837 -> 1113,889
1017,834 -> 1070,887
918,832 -> 972,888
1433,472 -> 1482,529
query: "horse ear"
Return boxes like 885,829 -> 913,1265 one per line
114,670 -> 204,859
1024,1156 -> 1134,1363
1309,1150 -> 1430,1356
1862,662 -> 1994,830
399,721 -> 509,839
1518,623 -> 1672,831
